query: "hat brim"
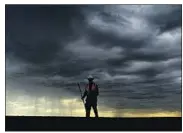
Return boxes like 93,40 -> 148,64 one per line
88,78 -> 94,80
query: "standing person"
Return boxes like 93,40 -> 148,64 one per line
81,75 -> 99,117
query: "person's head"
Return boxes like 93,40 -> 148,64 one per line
87,75 -> 94,83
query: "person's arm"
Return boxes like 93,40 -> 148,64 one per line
82,84 -> 88,99
82,90 -> 87,99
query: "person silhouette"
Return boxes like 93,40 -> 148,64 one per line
81,75 -> 99,117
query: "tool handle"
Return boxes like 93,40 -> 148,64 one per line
77,83 -> 85,104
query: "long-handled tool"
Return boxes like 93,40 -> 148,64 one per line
77,83 -> 85,105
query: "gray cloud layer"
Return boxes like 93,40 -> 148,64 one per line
6,5 -> 182,111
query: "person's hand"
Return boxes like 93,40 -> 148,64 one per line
81,97 -> 84,100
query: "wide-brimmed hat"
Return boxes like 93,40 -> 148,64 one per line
87,75 -> 94,80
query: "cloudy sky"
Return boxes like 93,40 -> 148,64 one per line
5,5 -> 182,117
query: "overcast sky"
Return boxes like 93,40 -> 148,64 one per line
5,5 -> 182,117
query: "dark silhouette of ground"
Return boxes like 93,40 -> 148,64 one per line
5,116 -> 181,131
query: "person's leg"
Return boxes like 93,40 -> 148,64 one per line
85,103 -> 91,117
92,105 -> 99,117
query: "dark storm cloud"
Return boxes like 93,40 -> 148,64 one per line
85,5 -> 181,80
145,5 -> 182,32
6,5 -> 86,65
6,5 -> 181,111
